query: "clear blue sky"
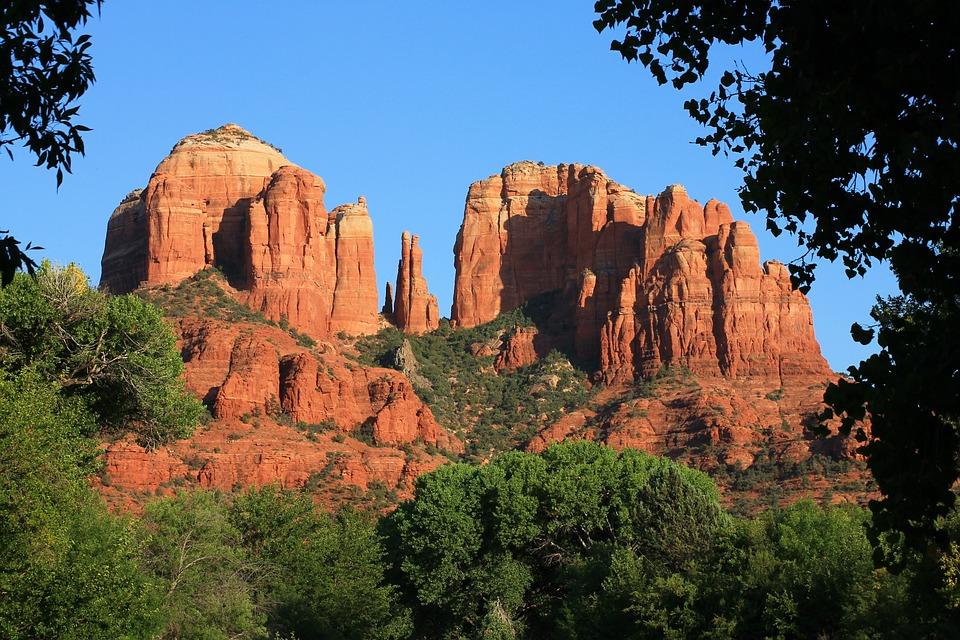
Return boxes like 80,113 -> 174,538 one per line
0,1 -> 896,371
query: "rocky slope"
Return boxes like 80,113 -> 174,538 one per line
97,272 -> 460,511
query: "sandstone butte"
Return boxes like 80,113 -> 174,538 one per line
389,231 -> 440,334
451,161 -> 833,387
100,123 -> 379,338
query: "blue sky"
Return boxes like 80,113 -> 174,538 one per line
0,2 -> 895,370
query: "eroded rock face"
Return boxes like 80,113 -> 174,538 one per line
100,124 -> 379,338
97,316 -> 462,511
174,317 -> 461,452
98,424 -> 447,513
392,231 -> 439,334
494,327 -> 549,371
525,375 -> 871,507
100,189 -> 148,293
451,163 -> 831,384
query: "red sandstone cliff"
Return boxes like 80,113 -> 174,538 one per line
100,124 -> 379,338
392,231 -> 440,334
451,163 -> 831,384
97,311 -> 462,511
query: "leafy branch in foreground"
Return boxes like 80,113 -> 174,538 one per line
594,1 -> 958,294
1,0 -> 103,283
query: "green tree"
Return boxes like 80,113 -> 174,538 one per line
1,0 -> 102,282
717,501 -> 882,639
231,486 -> 411,640
384,441 -> 726,639
137,491 -> 266,640
599,500 -> 903,639
0,263 -> 203,446
593,0 -> 960,550
0,373 -> 162,639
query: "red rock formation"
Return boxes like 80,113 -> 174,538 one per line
100,189 -> 148,293
98,421 -> 448,512
392,231 -> 439,334
382,282 -> 394,315
451,163 -> 831,384
97,314 -> 462,510
327,197 -> 379,335
278,349 -> 460,452
100,124 -> 379,338
494,327 -> 548,371
526,375 -> 870,507
173,316 -> 462,452
213,333 -> 280,419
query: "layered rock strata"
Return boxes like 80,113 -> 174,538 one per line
173,317 -> 460,451
96,314 -> 463,511
451,162 -> 830,384
100,124 -> 379,337
391,231 -> 440,334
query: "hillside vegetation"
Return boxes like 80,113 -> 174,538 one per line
357,293 -> 592,462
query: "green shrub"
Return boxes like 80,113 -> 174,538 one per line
0,264 -> 203,447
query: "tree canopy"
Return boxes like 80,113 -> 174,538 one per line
0,374 -> 162,639
384,441 -> 727,638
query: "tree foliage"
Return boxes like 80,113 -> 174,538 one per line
0,263 -> 203,446
231,487 -> 411,640
593,0 -> 960,550
138,487 -> 409,640
593,1 -> 958,293
825,294 -> 960,554
138,491 -> 266,640
382,442 -> 958,638
384,441 -> 726,638
1,0 -> 100,182
1,0 -> 102,282
599,501 -> 900,639
0,374 -> 162,639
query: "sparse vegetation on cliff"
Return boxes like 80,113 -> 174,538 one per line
357,293 -> 593,461
138,268 -> 315,348
187,124 -> 284,154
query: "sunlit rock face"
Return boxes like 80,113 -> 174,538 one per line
391,231 -> 439,334
451,162 -> 831,384
100,124 -> 379,338
97,315 -> 462,511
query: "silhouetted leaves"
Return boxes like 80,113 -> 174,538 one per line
1,1 -> 101,283
595,0 -> 960,553
594,1 -> 959,294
